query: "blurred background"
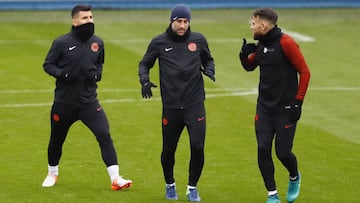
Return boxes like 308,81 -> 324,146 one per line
0,0 -> 359,10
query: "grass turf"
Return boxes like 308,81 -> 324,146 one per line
0,8 -> 359,202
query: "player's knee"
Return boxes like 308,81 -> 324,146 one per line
96,132 -> 112,145
258,145 -> 271,156
191,142 -> 204,152
275,149 -> 291,161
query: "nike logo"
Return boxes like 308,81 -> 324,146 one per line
68,46 -> 77,51
165,47 -> 173,52
96,106 -> 102,112
197,116 -> 205,122
284,124 -> 293,129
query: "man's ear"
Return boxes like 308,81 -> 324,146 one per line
72,18 -> 77,26
261,23 -> 266,31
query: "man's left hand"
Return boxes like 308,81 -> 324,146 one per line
204,69 -> 215,82
290,99 -> 303,123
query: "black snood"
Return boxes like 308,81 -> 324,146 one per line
72,22 -> 94,42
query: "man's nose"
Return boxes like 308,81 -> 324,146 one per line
87,18 -> 94,23
179,22 -> 186,28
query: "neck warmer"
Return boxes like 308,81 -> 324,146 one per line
166,24 -> 191,42
257,25 -> 282,43
72,22 -> 94,42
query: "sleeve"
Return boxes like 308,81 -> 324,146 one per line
138,38 -> 158,84
96,42 -> 105,81
280,34 -> 311,101
240,52 -> 258,71
200,37 -> 215,74
43,39 -> 64,79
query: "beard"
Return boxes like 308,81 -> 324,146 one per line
253,33 -> 262,40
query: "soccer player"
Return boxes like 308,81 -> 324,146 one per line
41,4 -> 132,190
138,4 -> 215,202
239,8 -> 311,203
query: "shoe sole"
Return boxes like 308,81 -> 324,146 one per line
187,195 -> 201,202
166,197 -> 178,200
111,182 -> 132,191
42,175 -> 58,187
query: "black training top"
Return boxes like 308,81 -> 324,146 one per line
241,26 -> 311,113
139,26 -> 215,109
43,30 -> 104,104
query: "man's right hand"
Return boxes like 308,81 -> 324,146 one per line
59,71 -> 75,82
239,38 -> 257,59
141,81 -> 157,99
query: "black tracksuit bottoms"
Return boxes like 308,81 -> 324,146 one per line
161,102 -> 206,186
47,101 -> 118,167
255,107 -> 299,191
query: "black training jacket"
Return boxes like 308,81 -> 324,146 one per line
43,31 -> 104,104
139,27 -> 215,109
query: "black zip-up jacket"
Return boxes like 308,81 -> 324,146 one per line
241,26 -> 310,113
139,26 -> 215,109
43,30 -> 104,104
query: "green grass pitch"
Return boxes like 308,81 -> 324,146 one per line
0,8 -> 359,202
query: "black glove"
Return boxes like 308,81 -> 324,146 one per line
239,38 -> 257,59
85,71 -> 101,82
141,81 -> 157,99
59,71 -> 76,82
204,69 -> 215,82
290,99 -> 303,123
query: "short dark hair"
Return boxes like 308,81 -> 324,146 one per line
71,5 -> 92,18
253,7 -> 278,24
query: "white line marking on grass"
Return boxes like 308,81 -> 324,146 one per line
0,89 -> 53,93
0,88 -> 140,94
0,90 -> 257,108
1,87 -> 358,94
0,91 -> 257,108
0,102 -> 52,108
310,87 -> 360,91
282,29 -> 315,42
0,88 -> 257,94
0,87 -> 358,108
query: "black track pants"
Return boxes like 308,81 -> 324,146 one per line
161,102 -> 206,186
47,101 -> 118,167
255,108 -> 298,191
